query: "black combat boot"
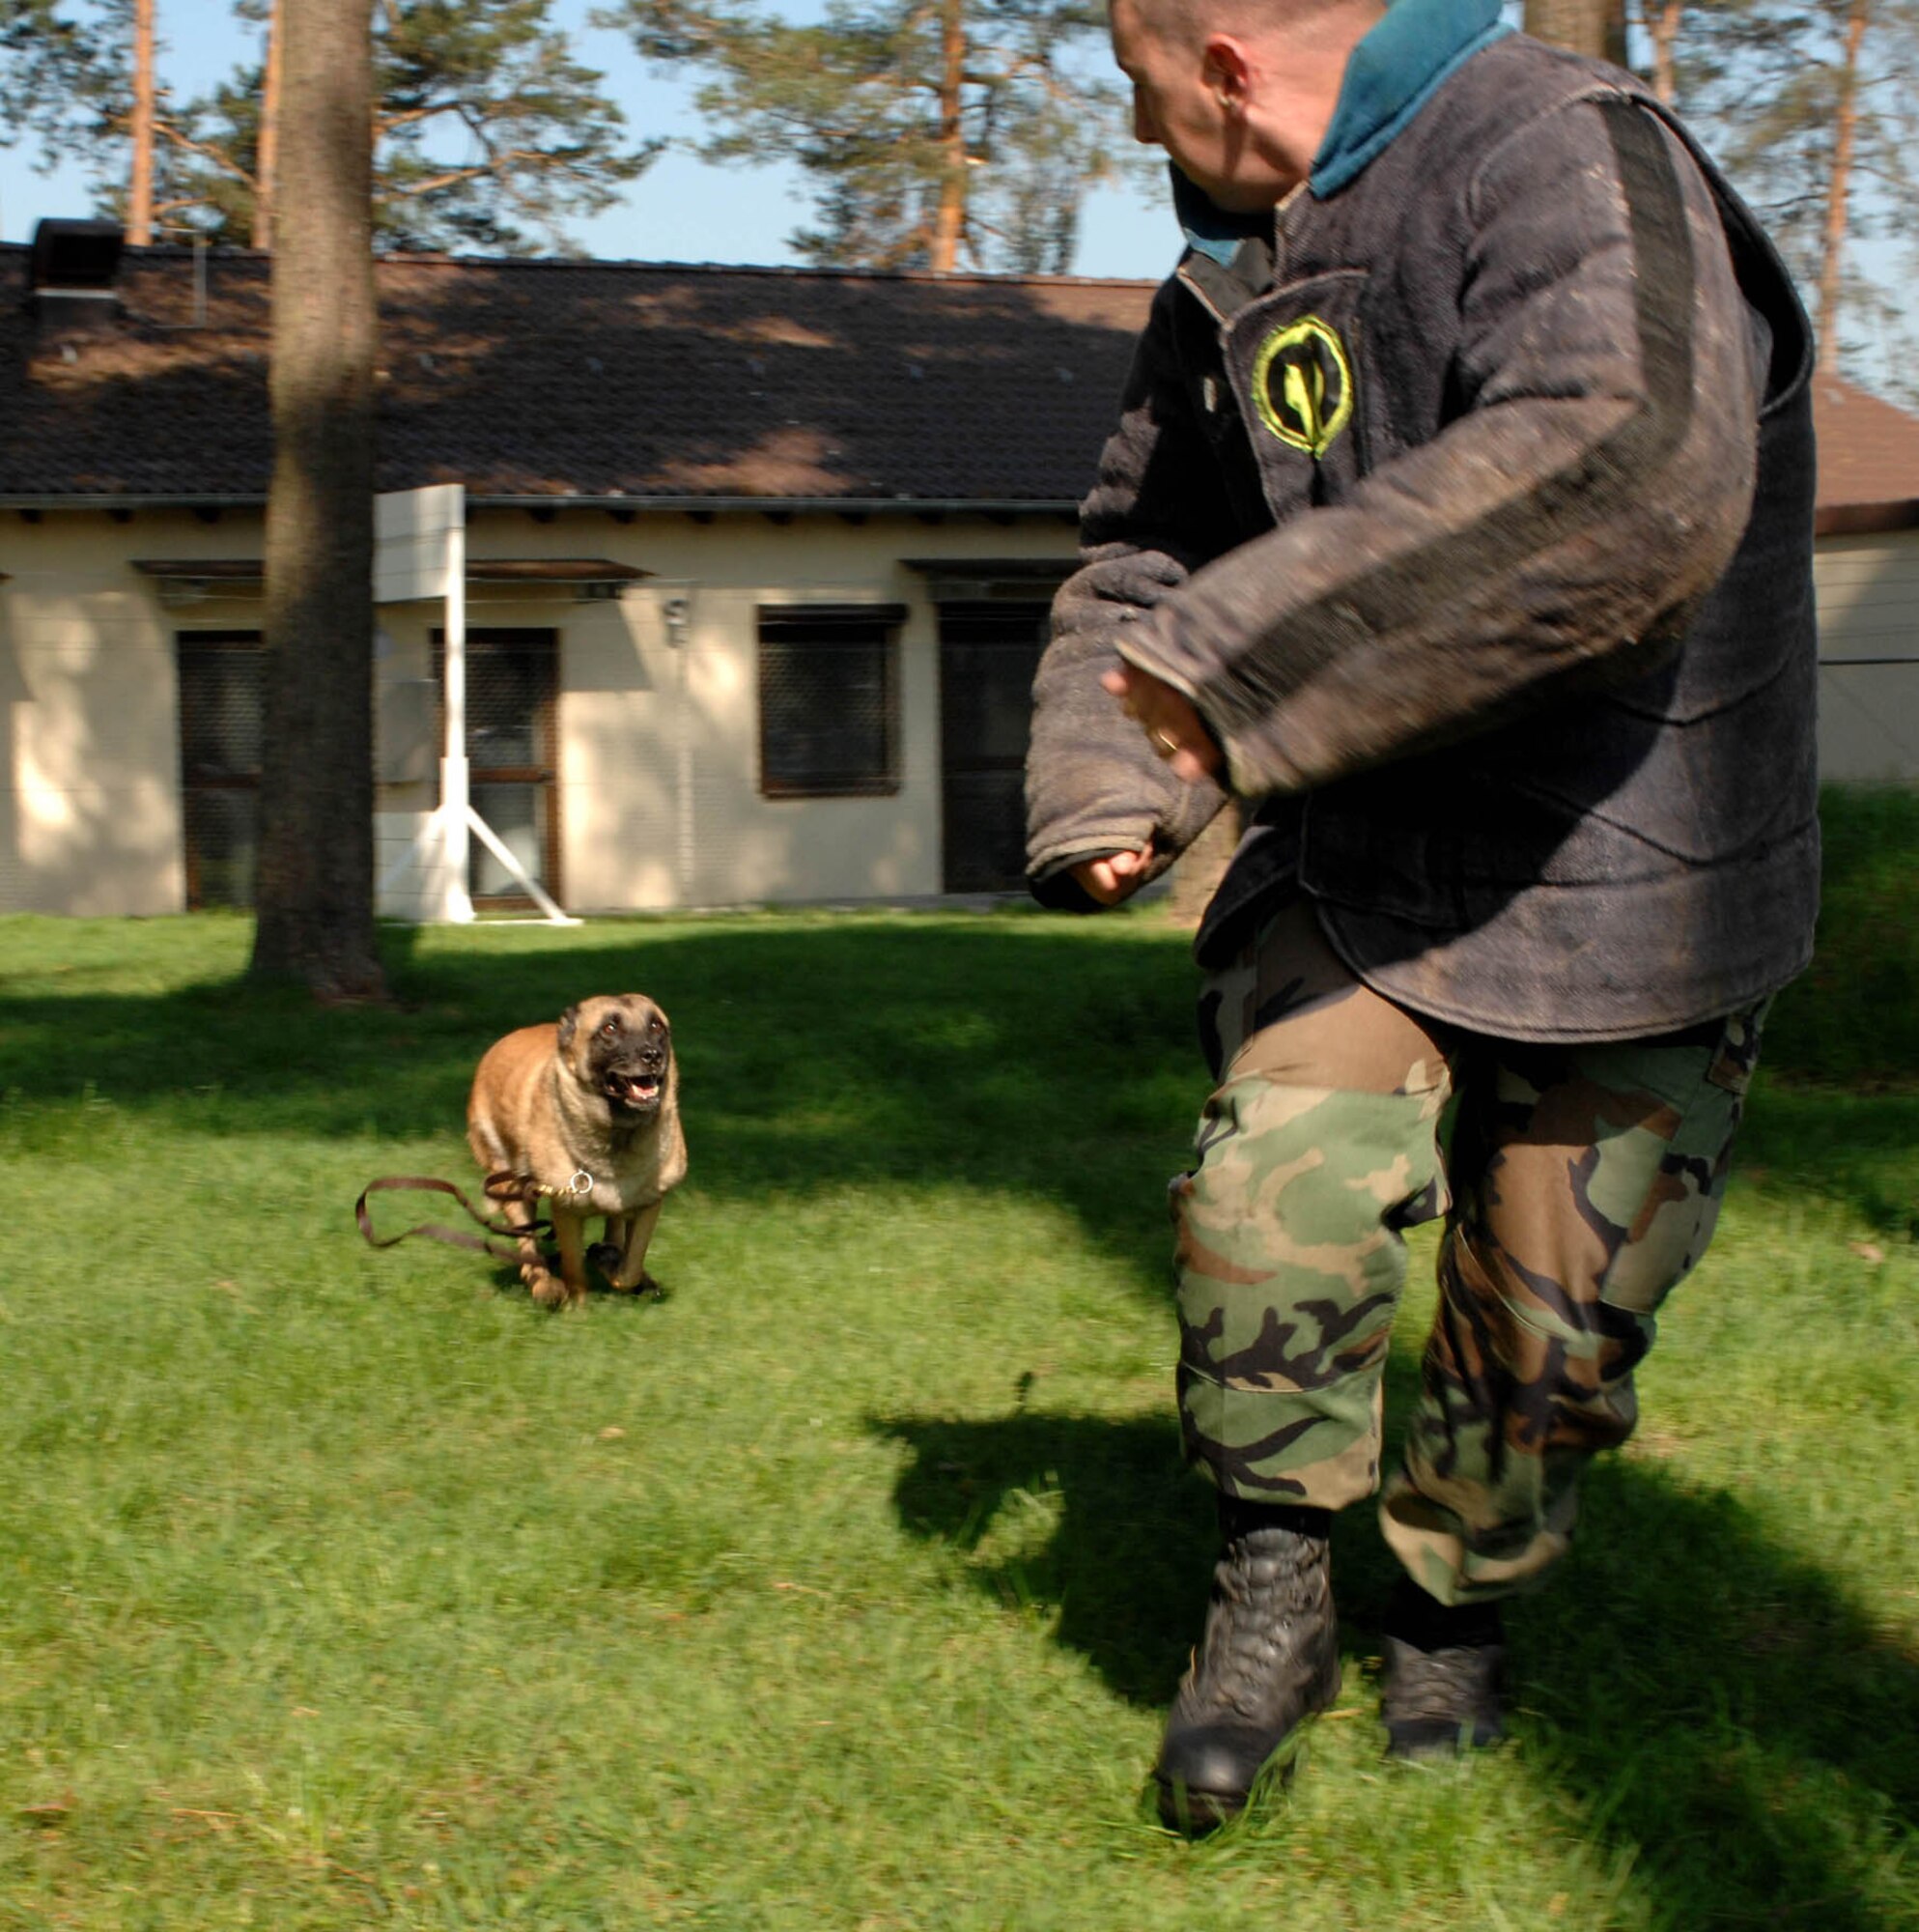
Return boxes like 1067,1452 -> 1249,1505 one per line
1379,1576 -> 1506,1759
1152,1495 -> 1341,1833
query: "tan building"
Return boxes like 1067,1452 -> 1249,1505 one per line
3,223 -> 1916,920
1805,375 -> 1919,785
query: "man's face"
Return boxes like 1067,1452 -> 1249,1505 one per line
1110,0 -> 1282,211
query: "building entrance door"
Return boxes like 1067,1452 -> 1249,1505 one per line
938,602 -> 1048,893
436,628 -> 561,907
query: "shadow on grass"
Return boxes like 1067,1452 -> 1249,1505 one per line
7,910 -> 1913,1921
876,1393 -> 1917,1929
1764,786 -> 1919,1092
2,916 -> 1203,1296
5,914 -> 1913,1242
1736,1079 -> 1919,1240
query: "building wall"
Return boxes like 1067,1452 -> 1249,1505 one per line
0,513 -> 188,915
0,502 -> 1077,918
3,507 -> 1910,920
1814,529 -> 1919,783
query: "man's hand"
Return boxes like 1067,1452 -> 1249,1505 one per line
1102,664 -> 1224,785
1066,665 -> 1223,905
1070,843 -> 1156,907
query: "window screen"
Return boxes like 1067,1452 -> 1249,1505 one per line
176,631 -> 262,910
758,605 -> 906,798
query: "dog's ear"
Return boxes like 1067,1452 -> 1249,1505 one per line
557,1004 -> 580,1050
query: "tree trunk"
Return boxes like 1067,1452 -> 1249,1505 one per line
1525,0 -> 1627,63
127,0 -> 155,243
1816,0 -> 1871,374
930,0 -> 965,271
253,0 -> 283,251
249,0 -> 385,999
1648,0 -> 1682,102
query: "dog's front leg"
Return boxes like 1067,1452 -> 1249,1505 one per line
590,1213 -> 629,1286
520,1203 -> 586,1310
605,1199 -> 663,1293
541,1208 -> 590,1310
495,1192 -> 552,1299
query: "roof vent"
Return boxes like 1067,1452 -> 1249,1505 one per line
28,217 -> 125,330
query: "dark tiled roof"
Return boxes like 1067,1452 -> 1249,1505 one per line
0,245 -> 1152,504
1810,372 -> 1919,526
4,243 -> 1916,518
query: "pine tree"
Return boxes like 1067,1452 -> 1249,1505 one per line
1524,0 -> 1629,65
1631,0 -> 1685,99
606,0 -> 1129,273
0,1 -> 127,172
1,0 -> 658,253
1651,0 -> 1919,391
126,0 -> 152,239
167,0 -> 660,252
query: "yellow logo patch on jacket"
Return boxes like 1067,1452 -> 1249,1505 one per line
1252,316 -> 1354,459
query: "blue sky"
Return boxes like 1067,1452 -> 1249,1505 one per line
0,0 -> 1183,278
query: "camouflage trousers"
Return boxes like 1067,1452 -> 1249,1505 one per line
1178,897 -> 1764,1605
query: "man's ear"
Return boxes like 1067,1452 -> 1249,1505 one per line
1201,33 -> 1253,109
557,1004 -> 580,1050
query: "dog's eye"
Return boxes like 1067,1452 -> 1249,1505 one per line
599,1019 -> 619,1038
648,1018 -> 664,1037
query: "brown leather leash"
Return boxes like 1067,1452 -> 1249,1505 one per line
354,1174 -> 553,1264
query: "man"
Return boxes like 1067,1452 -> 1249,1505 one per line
1024,0 -> 1818,1833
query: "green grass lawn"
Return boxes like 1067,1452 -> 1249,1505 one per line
2,802 -> 1915,1929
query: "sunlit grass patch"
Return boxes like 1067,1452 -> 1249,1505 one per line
2,828 -> 1913,1929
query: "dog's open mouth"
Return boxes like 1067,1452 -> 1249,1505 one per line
606,1070 -> 663,1110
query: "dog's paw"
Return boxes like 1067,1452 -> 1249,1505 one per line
526,1267 -> 581,1311
589,1245 -> 661,1295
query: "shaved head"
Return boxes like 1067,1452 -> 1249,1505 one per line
1108,0 -> 1384,205
1116,0 -> 1375,53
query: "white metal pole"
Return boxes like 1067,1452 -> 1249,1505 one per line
440,507 -> 474,922
667,595 -> 695,904
465,806 -> 578,924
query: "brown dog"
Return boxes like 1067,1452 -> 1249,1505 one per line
466,994 -> 687,1309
